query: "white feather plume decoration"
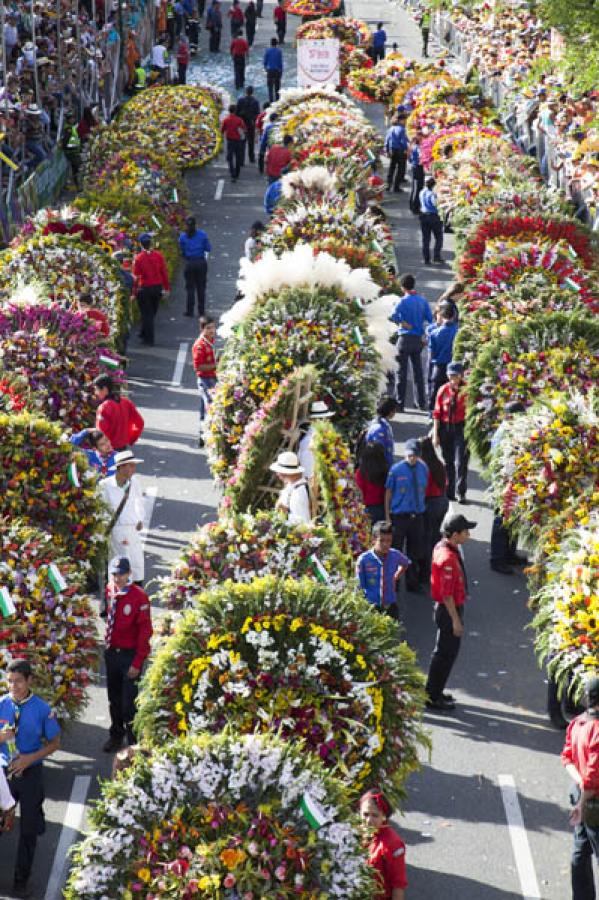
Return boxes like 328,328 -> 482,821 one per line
366,294 -> 399,384
280,166 -> 339,199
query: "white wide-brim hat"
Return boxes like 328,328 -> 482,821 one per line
114,450 -> 144,467
269,450 -> 304,475
309,400 -> 334,419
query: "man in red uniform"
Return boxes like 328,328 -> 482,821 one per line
265,133 -> 293,183
432,360 -> 469,503
132,233 -> 170,346
425,512 -> 476,711
221,103 -> 247,182
273,0 -> 286,43
562,675 -> 599,899
230,33 -> 249,90
192,316 -> 217,448
102,557 -> 152,752
94,374 -> 145,451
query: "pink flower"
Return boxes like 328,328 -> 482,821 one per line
224,874 -> 237,888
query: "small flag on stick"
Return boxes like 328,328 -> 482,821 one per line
353,326 -> 364,346
309,555 -> 330,584
67,462 -> 80,488
47,564 -> 67,594
0,587 -> 16,618
99,355 -> 120,370
300,792 -> 330,830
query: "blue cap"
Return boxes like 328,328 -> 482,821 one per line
447,361 -> 464,376
405,438 -> 420,454
139,232 -> 152,245
109,556 -> 131,575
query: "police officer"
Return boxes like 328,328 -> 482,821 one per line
103,557 -> 153,753
425,513 -> 476,711
0,659 -> 61,898
384,438 -> 429,593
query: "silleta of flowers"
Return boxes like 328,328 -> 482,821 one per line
137,578 -> 428,802
158,510 -> 348,610
65,732 -> 376,899
0,520 -> 99,719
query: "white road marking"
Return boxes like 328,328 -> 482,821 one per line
142,485 -> 158,543
44,775 -> 91,900
215,178 -> 225,200
498,774 -> 541,899
171,341 -> 189,387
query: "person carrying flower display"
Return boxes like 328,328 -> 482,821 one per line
192,316 -> 217,448
432,362 -> 469,504
132,233 -> 171,346
384,438 -> 429,593
94,374 -> 145,452
102,557 -> 153,754
390,273 -> 433,413
264,175 -> 283,215
384,114 -> 409,192
360,789 -> 407,900
100,450 -> 146,584
0,659 -> 61,899
270,450 -> 312,524
357,520 -> 411,621
70,427 -> 116,478
263,38 -> 283,103
221,103 -> 247,182
179,216 -> 211,317
419,176 -> 444,265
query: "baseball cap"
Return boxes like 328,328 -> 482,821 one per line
447,361 -> 464,376
109,556 -> 131,575
405,438 -> 420,454
443,513 -> 477,534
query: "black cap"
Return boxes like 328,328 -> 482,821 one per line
109,556 -> 131,575
447,361 -> 464,376
586,676 -> 599,708
443,513 -> 477,535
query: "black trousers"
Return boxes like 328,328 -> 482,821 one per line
410,163 -> 425,213
422,27 -> 430,56
397,333 -> 426,409
391,512 -> 425,591
233,55 -> 245,89
372,46 -> 385,62
387,149 -> 407,189
178,62 -> 187,84
439,422 -> 469,499
428,362 -> 448,410
276,22 -> 286,43
246,22 -> 255,44
420,212 -> 443,263
226,138 -> 244,179
266,69 -> 281,102
105,647 -> 139,745
208,26 -> 221,51
490,514 -> 517,564
184,258 -> 208,316
136,284 -> 162,345
8,764 -> 45,884
426,603 -> 464,699
243,120 -> 256,161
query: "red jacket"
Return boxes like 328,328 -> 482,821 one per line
221,113 -> 246,141
266,144 -> 292,178
433,382 -> 466,425
192,334 -> 217,378
132,249 -> 170,292
368,825 -> 407,899
562,713 -> 599,792
105,582 -> 152,669
177,43 -> 190,65
356,468 -> 385,506
430,538 -> 467,606
96,396 -> 144,448
230,37 -> 249,56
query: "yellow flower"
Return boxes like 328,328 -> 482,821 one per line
136,868 -> 151,883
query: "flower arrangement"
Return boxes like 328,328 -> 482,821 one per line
136,577 -> 428,802
157,510 -> 349,610
464,313 -> 599,465
65,732 -> 376,900
296,16 -> 372,48
420,124 -> 504,169
312,420 -> 371,559
407,104 -> 483,141
15,204 -> 127,255
0,520 -> 99,719
284,0 -> 341,16
0,411 -> 108,564
290,134 -> 380,185
0,302 -> 124,432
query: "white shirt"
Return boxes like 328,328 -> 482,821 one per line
0,766 -> 14,812
244,235 -> 256,259
100,474 -> 145,527
151,44 -> 169,68
297,427 -> 315,479
278,479 -> 311,525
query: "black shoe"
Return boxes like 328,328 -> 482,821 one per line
198,435 -> 205,448
490,561 -> 514,575
424,260 -> 433,266
103,736 -> 125,753
12,882 -> 33,899
442,692 -> 455,703
458,494 -> 467,504
426,697 -> 455,711
183,310 -> 194,317
433,257 -> 443,264
507,552 -> 529,566
446,494 -> 457,501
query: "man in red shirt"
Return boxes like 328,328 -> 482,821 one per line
102,556 -> 152,752
432,360 -> 469,503
273,0 -> 286,43
132,233 -> 170,346
425,512 -> 476,710
265,133 -> 293,183
221,103 -> 246,182
230,34 -> 249,89
94,374 -> 145,450
562,676 -> 599,899
192,316 -> 217,448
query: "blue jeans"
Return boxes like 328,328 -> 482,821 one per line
198,376 -> 216,431
572,819 -> 599,899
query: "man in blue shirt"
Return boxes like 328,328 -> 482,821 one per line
258,109 -> 277,173
390,273 -> 433,412
427,301 -> 458,410
0,659 -> 61,897
357,521 -> 411,620
419,176 -> 444,265
70,427 -> 116,477
264,176 -> 283,215
384,438 -> 429,592
371,22 -> 386,62
384,114 -> 408,192
365,396 -> 397,467
263,38 -> 283,103
179,216 -> 212,316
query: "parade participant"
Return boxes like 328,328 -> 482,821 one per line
102,557 -> 152,753
419,176 -> 444,265
365,396 -> 397,467
230,31 -> 249,90
425,512 -> 476,710
390,274 -> 433,412
258,109 -> 277,172
371,22 -> 387,62
151,36 -> 170,82
264,176 -> 283,215
432,361 -> 469,503
228,0 -> 245,37
384,438 -> 429,593
561,675 -> 599,899
265,133 -> 293,183
263,38 -> 283,103
176,34 -> 190,83
270,451 -> 311,524
360,789 -> 407,899
245,0 -> 257,45
70,427 -> 116,477
0,659 -> 61,899
408,134 -> 424,214
273,0 -> 286,43
61,110 -> 82,189
356,521 -> 410,619
237,85 -> 260,162
94,374 -> 145,451
221,103 -> 247,182
133,61 -> 147,90
384,114 -> 409,192
297,399 -> 334,479
420,7 -> 431,57
244,219 -> 264,258
132,233 -> 170,346
356,442 -> 389,524
179,215 -> 211,317
420,434 -> 448,570
206,0 -> 223,52
100,450 -> 146,584
186,4 -> 200,54
192,316 -> 217,448
427,301 -> 458,410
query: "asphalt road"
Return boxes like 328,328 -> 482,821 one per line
0,3 -> 581,898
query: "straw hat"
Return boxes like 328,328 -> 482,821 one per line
269,451 -> 304,475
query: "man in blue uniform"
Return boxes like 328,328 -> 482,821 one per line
427,301 -> 458,410
365,396 -> 397,467
384,438 -> 429,592
357,520 -> 411,619
0,659 -> 61,898
390,273 -> 433,412
419,176 -> 444,265
384,114 -> 409,192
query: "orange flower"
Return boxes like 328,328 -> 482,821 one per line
220,848 -> 247,870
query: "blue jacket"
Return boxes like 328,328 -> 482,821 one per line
357,547 -> 411,608
365,417 -> 394,467
386,459 -> 428,514
384,124 -> 408,153
420,186 -> 439,215
259,122 -> 275,153
372,28 -> 387,48
264,179 -> 282,215
390,292 -> 433,337
409,145 -> 421,167
429,321 -> 458,365
264,46 -> 283,72
70,429 -> 116,476
179,229 -> 211,259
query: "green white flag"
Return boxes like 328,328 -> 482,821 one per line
67,461 -> 80,488
300,792 -> 329,830
309,555 -> 330,584
99,354 -> 119,370
353,326 -> 364,346
564,277 -> 581,293
47,564 -> 67,594
0,587 -> 15,618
